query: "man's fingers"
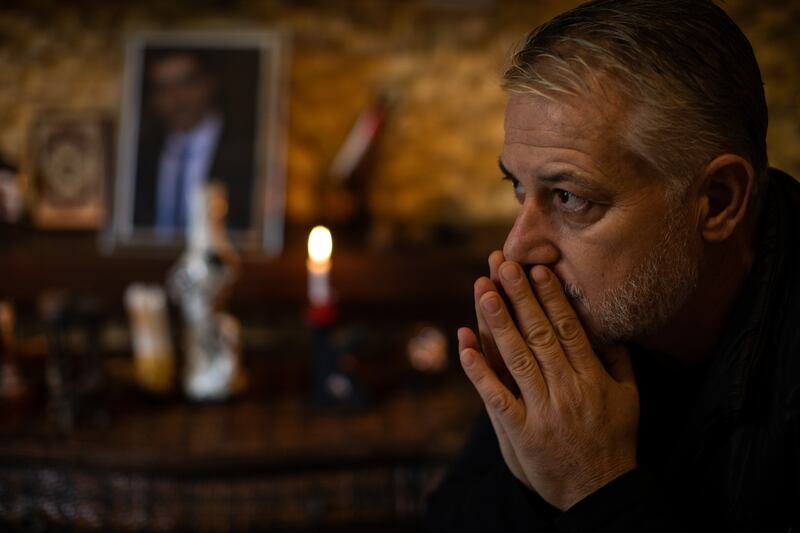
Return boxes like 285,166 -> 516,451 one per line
486,407 -> 516,463
489,250 -> 516,321
475,278 -> 519,395
460,346 -> 525,427
458,327 -> 480,353
497,262 -> 571,380
489,250 -> 505,284
474,277 -> 502,363
597,344 -> 635,385
529,265 -> 601,375
478,291 -> 548,402
461,346 -> 529,487
484,407 -> 531,490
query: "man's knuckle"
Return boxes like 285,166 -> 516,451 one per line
490,321 -> 525,350
523,323 -> 557,348
495,320 -> 518,338
470,368 -> 488,387
508,284 -> 530,303
537,282 -> 563,302
508,352 -> 537,376
554,317 -> 583,343
487,391 -> 511,413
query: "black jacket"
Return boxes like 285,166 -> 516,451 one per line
427,169 -> 800,532
132,118 -> 255,231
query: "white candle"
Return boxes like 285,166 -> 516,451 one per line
307,226 -> 333,307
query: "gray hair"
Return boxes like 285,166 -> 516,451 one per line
503,0 -> 769,205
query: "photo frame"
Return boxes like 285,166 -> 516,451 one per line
27,110 -> 113,229
106,30 -> 289,255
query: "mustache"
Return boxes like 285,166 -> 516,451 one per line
561,279 -> 587,304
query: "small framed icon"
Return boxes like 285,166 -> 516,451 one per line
27,110 -> 113,229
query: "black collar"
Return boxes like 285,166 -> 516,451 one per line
690,168 -> 793,430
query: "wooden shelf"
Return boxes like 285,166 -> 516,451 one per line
0,224 -> 496,321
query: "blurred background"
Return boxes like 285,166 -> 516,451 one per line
0,0 -> 798,531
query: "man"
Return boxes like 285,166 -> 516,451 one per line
427,0 -> 800,530
133,50 -> 255,234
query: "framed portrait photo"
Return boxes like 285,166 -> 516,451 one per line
106,30 -> 289,255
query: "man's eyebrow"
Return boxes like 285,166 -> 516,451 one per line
498,159 -> 516,180
499,159 -> 611,197
539,171 -> 607,194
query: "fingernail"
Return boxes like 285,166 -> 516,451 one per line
481,294 -> 501,313
500,263 -> 520,282
460,349 -> 474,367
532,266 -> 549,283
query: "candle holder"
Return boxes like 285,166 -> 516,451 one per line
305,225 -> 367,410
306,304 -> 367,411
39,292 -> 107,431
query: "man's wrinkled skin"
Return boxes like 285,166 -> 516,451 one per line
458,91 -> 758,511
460,258 -> 639,510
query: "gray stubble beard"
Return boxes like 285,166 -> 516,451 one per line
562,202 -> 700,348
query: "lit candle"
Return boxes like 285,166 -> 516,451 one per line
307,226 -> 333,307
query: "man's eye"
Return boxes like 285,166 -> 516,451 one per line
555,189 -> 589,211
503,176 -> 525,203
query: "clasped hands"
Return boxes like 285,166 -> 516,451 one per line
458,250 -> 640,510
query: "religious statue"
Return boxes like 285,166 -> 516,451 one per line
168,181 -> 244,400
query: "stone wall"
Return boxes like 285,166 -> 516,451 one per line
0,0 -> 797,233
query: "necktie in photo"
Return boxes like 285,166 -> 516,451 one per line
172,141 -> 190,230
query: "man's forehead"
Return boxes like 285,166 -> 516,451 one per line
504,93 -> 616,143
501,91 -> 654,194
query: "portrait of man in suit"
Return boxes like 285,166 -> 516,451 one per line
110,32 -> 288,254
132,47 -> 259,235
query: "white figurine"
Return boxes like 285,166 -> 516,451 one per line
168,182 -> 244,401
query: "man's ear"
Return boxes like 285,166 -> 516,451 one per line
697,154 -> 755,243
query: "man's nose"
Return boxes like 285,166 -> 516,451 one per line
502,205 -> 560,266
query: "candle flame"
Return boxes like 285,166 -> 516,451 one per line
308,226 -> 333,263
